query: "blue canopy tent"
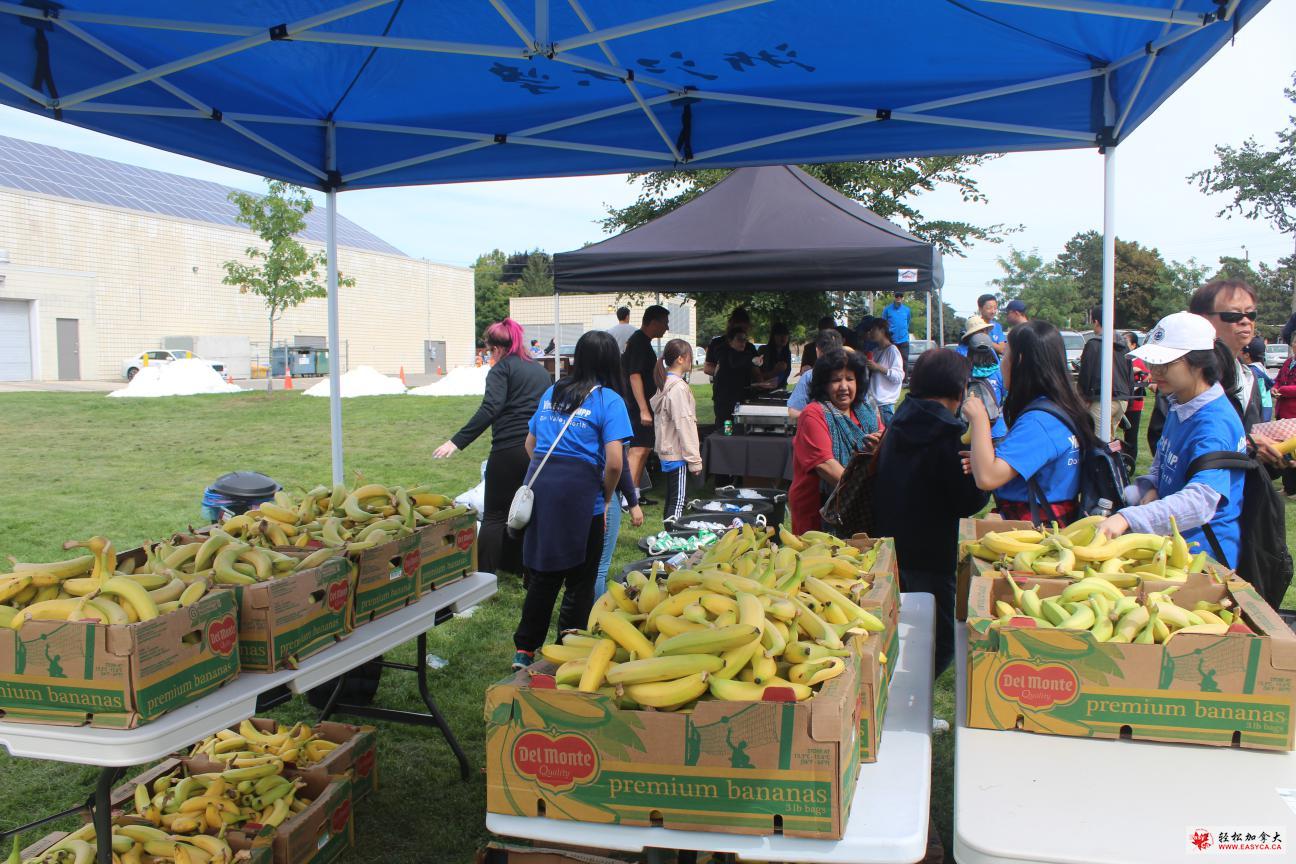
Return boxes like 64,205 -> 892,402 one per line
0,0 -> 1270,485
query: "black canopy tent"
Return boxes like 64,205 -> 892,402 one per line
553,165 -> 944,295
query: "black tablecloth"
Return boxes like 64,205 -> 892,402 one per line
702,432 -> 794,481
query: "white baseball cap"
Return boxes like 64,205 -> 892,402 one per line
1130,311 -> 1217,365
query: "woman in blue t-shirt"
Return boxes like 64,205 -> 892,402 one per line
512,330 -> 633,670
1096,312 -> 1246,567
963,320 -> 1093,525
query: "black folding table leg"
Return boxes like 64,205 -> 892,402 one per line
413,632 -> 471,780
93,767 -> 122,864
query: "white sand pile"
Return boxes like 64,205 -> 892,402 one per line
108,359 -> 244,398
408,365 -> 493,397
302,366 -> 406,398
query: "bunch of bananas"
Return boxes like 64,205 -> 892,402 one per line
131,759 -> 309,839
536,526 -> 886,711
0,537 -> 214,630
14,821 -> 235,864
189,720 -> 341,769
989,572 -> 1252,643
166,529 -> 340,587
965,515 -> 1213,583
217,482 -> 467,553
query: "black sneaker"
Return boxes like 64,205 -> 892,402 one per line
511,650 -> 535,671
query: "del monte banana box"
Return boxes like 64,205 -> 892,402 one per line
965,572 -> 1296,750
218,554 -> 352,672
233,717 -> 379,802
417,507 -> 477,593
0,588 -> 239,728
241,770 -> 354,864
348,532 -> 419,626
957,516 -> 1033,621
485,653 -> 865,840
846,535 -> 901,688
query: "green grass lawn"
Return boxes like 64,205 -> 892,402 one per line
0,389 -> 1292,862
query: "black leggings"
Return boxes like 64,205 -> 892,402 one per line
480,444 -> 531,576
898,567 -> 954,679
514,515 -> 605,652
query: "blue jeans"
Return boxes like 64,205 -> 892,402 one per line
880,403 -> 895,427
595,495 -> 624,598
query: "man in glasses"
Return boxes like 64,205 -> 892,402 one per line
1147,280 -> 1282,463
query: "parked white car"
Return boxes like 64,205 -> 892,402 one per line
1061,330 -> 1086,372
122,350 -> 225,381
1265,343 -> 1289,371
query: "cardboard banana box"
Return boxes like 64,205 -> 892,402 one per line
846,535 -> 902,690
232,717 -> 379,802
417,508 -> 478,593
965,572 -> 1296,750
956,517 -> 1034,621
231,770 -> 354,864
484,636 -> 885,840
214,554 -> 352,673
347,532 -> 420,626
0,587 -> 239,729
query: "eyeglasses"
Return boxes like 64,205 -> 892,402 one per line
1210,310 -> 1258,323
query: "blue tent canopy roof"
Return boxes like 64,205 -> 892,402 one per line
0,0 -> 1268,191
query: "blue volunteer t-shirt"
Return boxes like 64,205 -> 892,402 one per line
529,385 -> 633,511
993,399 -> 1081,503
988,321 -> 1006,346
1154,389 -> 1246,568
882,303 -> 911,344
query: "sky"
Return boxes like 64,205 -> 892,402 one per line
0,1 -> 1292,317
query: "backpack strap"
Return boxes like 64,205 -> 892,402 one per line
1184,449 -> 1253,570
1020,400 -> 1081,524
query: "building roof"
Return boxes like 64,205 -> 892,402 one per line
0,134 -> 405,256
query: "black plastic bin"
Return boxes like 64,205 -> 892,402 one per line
682,497 -> 775,522
712,485 -> 788,525
670,510 -> 769,533
615,556 -> 672,584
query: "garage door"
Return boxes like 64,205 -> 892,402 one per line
0,299 -> 32,381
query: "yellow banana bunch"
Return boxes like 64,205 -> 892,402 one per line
18,819 -> 234,864
531,527 -> 885,711
211,481 -> 471,556
1,537 -> 219,629
129,756 -> 312,840
988,573 -> 1250,644
189,719 -> 341,769
965,518 -> 1215,583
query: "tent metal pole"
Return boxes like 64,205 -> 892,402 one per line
554,0 -> 773,53
938,289 -> 945,347
890,112 -> 1096,142
1099,147 -> 1116,444
971,0 -> 1207,26
55,0 -> 395,109
926,292 -> 932,342
553,292 -> 561,383
326,123 -> 345,486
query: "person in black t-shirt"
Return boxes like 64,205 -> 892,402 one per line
622,304 -> 670,490
760,322 -> 793,390
706,307 -> 752,375
710,326 -> 766,426
799,315 -> 837,375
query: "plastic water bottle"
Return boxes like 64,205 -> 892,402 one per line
1094,497 -> 1114,518
424,654 -> 449,670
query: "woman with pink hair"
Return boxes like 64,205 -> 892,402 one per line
434,319 -> 551,576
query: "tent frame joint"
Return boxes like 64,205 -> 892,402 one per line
210,107 -> 223,122
269,23 -> 290,40
875,108 -> 892,121
494,133 -> 507,144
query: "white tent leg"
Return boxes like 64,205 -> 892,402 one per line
938,289 -> 945,347
1099,147 -> 1116,444
553,292 -> 561,382
926,292 -> 931,342
326,125 -> 344,485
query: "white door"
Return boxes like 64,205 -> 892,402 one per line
0,299 -> 32,381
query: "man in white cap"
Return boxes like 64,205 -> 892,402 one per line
1097,311 -> 1247,570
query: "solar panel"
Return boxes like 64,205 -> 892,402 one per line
0,134 -> 407,257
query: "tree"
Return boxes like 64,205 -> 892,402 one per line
223,181 -> 354,393
992,248 -> 1086,328
1051,231 -> 1171,329
1190,73 -> 1296,311
500,250 -> 554,297
602,158 -> 1015,334
1150,259 -> 1210,322
473,250 -> 510,339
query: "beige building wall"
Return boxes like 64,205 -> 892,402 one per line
0,188 -> 473,380
509,294 -> 696,347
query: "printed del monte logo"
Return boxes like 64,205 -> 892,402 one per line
996,659 -> 1079,709
513,730 -> 600,792
327,579 -> 349,612
207,615 -> 238,657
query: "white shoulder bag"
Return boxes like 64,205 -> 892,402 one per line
507,386 -> 598,531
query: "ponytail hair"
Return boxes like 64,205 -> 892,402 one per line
484,318 -> 531,362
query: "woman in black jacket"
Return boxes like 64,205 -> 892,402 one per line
874,349 -> 988,678
433,319 -> 552,576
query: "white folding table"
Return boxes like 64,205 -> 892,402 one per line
0,572 -> 497,864
488,592 -> 936,864
953,623 -> 1296,864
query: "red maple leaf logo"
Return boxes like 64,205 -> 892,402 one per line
1191,830 -> 1212,851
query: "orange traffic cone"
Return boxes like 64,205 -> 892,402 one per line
400,366 -> 407,386
225,371 -> 234,385
284,368 -> 293,390
438,366 -> 444,376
